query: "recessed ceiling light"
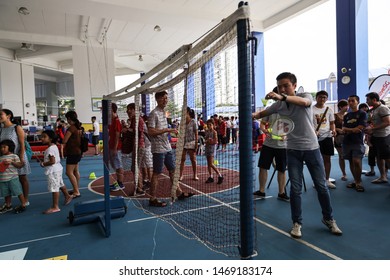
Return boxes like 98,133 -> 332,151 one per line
154,25 -> 161,32
18,7 -> 30,15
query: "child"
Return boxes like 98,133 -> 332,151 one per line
0,139 -> 27,214
40,130 -> 73,214
204,119 -> 223,184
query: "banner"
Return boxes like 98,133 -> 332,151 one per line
369,74 -> 390,99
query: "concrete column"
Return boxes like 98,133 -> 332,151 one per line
336,0 -> 368,101
72,44 -> 115,124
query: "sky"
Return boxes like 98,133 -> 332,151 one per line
263,0 -> 390,93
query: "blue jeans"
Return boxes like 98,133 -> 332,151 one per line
287,149 -> 333,224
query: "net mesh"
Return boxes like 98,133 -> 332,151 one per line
103,5 -> 255,258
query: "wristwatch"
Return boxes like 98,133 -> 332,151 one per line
281,93 -> 288,101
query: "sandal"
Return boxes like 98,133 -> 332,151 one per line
355,185 -> 365,192
347,182 -> 356,189
341,175 -> 347,181
149,199 -> 167,207
371,178 -> 388,184
177,192 -> 195,200
43,208 -> 61,214
64,196 -> 73,206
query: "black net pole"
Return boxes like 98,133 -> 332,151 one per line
237,1 -> 255,259
102,99 -> 111,237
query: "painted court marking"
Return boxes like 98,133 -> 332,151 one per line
126,197 -> 342,260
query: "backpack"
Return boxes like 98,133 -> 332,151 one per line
13,126 -> 33,161
80,133 -> 89,153
24,140 -> 33,161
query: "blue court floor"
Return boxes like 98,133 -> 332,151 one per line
0,150 -> 390,260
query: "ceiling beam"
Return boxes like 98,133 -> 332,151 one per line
15,46 -> 72,59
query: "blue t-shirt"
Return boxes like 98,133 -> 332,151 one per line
343,110 -> 367,145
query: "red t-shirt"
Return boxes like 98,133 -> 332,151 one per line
108,117 -> 122,150
219,120 -> 226,137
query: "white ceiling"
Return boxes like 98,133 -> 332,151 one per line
0,0 -> 327,79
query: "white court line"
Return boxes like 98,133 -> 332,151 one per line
0,233 -> 71,249
126,198 -> 342,260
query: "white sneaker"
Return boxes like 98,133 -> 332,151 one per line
327,181 -> 336,189
322,219 -> 342,236
290,222 -> 302,238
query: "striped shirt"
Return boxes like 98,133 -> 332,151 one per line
0,154 -> 20,182
148,106 -> 171,153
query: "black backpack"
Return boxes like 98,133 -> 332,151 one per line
80,133 -> 89,153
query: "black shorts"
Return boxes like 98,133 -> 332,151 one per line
66,154 -> 82,165
318,137 -> 334,156
92,135 -> 99,145
258,145 -> 287,172
371,135 -> 390,160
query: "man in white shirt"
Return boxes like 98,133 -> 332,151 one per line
313,90 -> 336,189
91,116 -> 100,155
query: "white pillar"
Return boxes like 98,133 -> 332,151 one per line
0,59 -> 37,125
72,44 -> 115,124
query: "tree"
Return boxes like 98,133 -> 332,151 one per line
166,101 -> 179,118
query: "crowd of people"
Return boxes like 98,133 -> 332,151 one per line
252,71 -> 390,239
0,109 -> 97,214
2,76 -> 388,226
107,92 -> 239,206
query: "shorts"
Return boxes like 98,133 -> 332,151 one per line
258,145 -> 287,172
66,154 -> 82,165
92,135 -> 99,145
334,134 -> 344,148
109,150 -> 123,170
371,135 -> 390,160
343,144 -> 365,161
318,137 -> 335,156
152,150 -> 175,174
0,177 -> 22,197
47,170 -> 64,192
139,147 -> 153,169
205,144 -> 216,157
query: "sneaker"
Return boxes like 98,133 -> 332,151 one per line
205,177 -> 214,183
290,222 -> 302,238
322,219 -> 343,236
14,205 -> 26,214
253,190 -> 265,197
277,193 -> 290,201
143,181 -> 151,190
0,204 -> 13,214
217,176 -> 224,184
25,201 -> 30,207
118,182 -> 125,190
110,182 -> 120,192
327,181 -> 336,189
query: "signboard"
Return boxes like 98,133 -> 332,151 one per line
369,74 -> 390,100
